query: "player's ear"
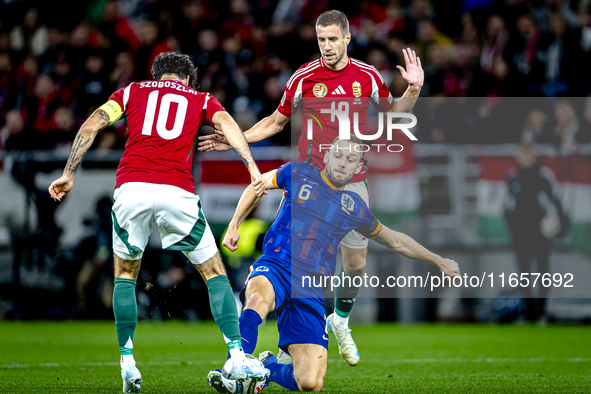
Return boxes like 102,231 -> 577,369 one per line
345,32 -> 351,45
355,161 -> 362,174
324,150 -> 329,164
182,75 -> 190,86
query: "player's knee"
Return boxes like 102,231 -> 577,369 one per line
297,374 -> 322,392
114,257 -> 141,279
342,248 -> 367,276
314,370 -> 325,391
314,377 -> 324,392
343,258 -> 366,276
196,252 -> 226,280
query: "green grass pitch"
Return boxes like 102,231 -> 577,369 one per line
1,321 -> 590,393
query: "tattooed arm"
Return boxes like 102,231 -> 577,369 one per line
48,108 -> 111,201
211,111 -> 265,197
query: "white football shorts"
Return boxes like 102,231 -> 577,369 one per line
340,180 -> 370,249
111,182 -> 217,264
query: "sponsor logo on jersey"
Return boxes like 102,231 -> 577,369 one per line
331,85 -> 346,95
255,266 -> 269,272
280,92 -> 286,106
313,83 -> 328,97
341,194 -> 355,214
352,81 -> 362,97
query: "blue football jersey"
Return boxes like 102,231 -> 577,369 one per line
262,162 -> 382,276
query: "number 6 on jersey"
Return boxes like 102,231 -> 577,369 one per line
298,184 -> 313,200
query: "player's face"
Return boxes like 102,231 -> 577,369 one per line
316,24 -> 350,68
323,141 -> 362,188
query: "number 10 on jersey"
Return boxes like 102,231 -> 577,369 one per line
142,91 -> 188,140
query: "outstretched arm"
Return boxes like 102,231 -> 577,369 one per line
48,108 -> 111,201
372,226 -> 460,277
222,170 -> 278,252
199,110 -> 290,152
244,110 -> 291,143
390,48 -> 424,114
212,111 -> 266,196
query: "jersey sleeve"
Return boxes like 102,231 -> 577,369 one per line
273,162 -> 293,189
108,86 -> 127,112
277,87 -> 294,117
203,93 -> 226,127
371,72 -> 395,113
277,67 -> 307,117
355,204 -> 383,238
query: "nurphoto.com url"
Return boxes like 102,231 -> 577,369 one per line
303,272 -> 575,293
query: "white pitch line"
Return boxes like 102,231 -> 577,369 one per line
0,360 -> 224,369
1,357 -> 590,369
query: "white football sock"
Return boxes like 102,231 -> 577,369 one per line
333,313 -> 349,327
120,354 -> 135,366
229,347 -> 247,364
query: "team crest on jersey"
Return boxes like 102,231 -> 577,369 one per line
313,83 -> 328,97
352,81 -> 362,97
341,194 -> 355,214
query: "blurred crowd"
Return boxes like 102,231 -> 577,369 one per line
2,0 -> 591,322
2,0 -> 591,151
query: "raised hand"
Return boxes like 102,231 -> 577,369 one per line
396,48 -> 424,88
198,129 -> 232,152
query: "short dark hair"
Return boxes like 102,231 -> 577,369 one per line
151,52 -> 199,90
316,10 -> 349,37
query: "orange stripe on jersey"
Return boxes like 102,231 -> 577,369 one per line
370,221 -> 383,237
243,265 -> 254,288
320,171 -> 344,190
272,171 -> 279,188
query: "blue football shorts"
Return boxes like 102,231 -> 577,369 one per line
241,255 -> 328,352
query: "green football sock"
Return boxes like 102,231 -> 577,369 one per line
206,275 -> 242,344
113,278 -> 137,355
334,265 -> 360,318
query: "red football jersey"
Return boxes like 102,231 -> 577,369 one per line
278,57 -> 394,183
109,78 -> 225,193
